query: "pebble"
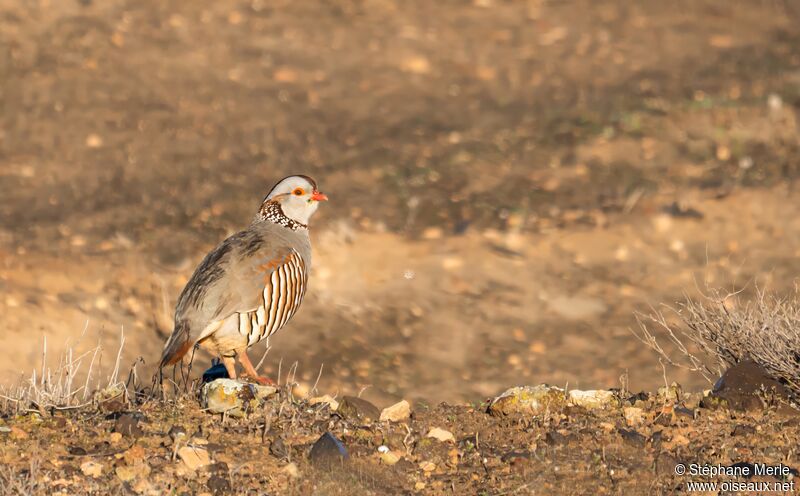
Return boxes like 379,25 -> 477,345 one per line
380,400 -> 411,422
168,425 -> 187,442
426,427 -> 455,443
379,450 -> 402,465
281,462 -> 300,479
80,461 -> 103,478
419,461 -> 436,472
489,385 -> 567,416
114,413 -> 143,438
309,432 -> 349,469
178,446 -> 212,471
568,390 -> 619,409
338,396 -> 380,423
201,379 -> 277,417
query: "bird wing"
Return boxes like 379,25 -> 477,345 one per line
160,229 -> 301,366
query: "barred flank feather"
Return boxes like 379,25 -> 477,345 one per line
241,250 -> 307,346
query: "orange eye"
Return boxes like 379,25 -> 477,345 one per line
292,188 -> 305,196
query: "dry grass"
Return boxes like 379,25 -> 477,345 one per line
0,325 -> 132,415
0,457 -> 45,496
634,287 -> 800,400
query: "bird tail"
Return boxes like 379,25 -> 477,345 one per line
159,321 -> 194,368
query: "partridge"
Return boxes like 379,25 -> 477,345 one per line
159,175 -> 327,384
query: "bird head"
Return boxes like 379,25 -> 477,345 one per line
261,175 -> 327,226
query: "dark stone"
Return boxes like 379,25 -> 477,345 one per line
202,362 -> 230,383
661,201 -> 703,219
618,428 -> 646,447
729,461 -> 755,478
269,437 -> 288,459
208,462 -> 229,474
68,446 -> 88,456
704,360 -> 792,412
168,425 -> 187,442
627,391 -> 649,404
207,474 -> 231,495
309,432 -> 349,469
732,424 -> 756,436
673,406 -> 695,420
114,414 -> 143,438
338,396 -> 380,423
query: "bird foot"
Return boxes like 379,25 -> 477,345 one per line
245,375 -> 277,386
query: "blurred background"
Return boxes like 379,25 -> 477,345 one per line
1,0 -> 799,405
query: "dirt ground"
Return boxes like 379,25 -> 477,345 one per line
2,0 -> 800,409
2,382 -> 800,495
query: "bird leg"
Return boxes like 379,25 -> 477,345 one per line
237,350 -> 276,386
220,355 -> 237,380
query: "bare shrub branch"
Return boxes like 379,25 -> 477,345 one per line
633,287 -> 800,399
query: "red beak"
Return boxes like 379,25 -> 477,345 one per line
311,191 -> 328,201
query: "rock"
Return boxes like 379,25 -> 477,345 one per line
419,461 -> 436,472
701,360 -> 792,412
338,396 -> 380,423
623,407 -> 645,427
114,413 -> 143,438
123,445 -> 146,466
178,446 -> 212,471
109,432 -> 123,444
379,450 -> 402,466
201,379 -> 278,418
568,390 -> 619,409
80,461 -> 103,478
168,425 -> 187,442
380,400 -> 411,422
309,395 -> 340,411
281,462 -> 300,479
488,385 -> 567,416
309,432 -> 349,469
426,427 -> 455,443
207,473 -> 230,495
732,424 -> 756,436
269,437 -> 288,459
116,465 -> 138,482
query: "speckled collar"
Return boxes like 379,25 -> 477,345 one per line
257,200 -> 307,230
